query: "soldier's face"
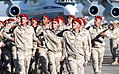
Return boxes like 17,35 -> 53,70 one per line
94,18 -> 101,26
16,16 -> 21,23
52,21 -> 59,29
28,20 -> 31,26
0,22 -> 3,27
72,21 -> 80,29
112,23 -> 117,28
32,20 -> 37,26
5,20 -> 9,24
21,17 -> 28,25
59,19 -> 63,24
42,17 -> 49,24
68,17 -> 73,23
84,18 -> 88,24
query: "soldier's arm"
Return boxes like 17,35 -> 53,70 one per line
86,32 -> 92,60
32,27 -> 39,41
82,37 -> 90,67
60,38 -> 67,61
44,30 -> 59,42
104,29 -> 113,38
35,26 -> 44,37
83,34 -> 91,62
104,29 -> 119,39
0,41 -> 5,47
112,30 -> 119,39
2,27 -> 12,40
32,27 -> 40,57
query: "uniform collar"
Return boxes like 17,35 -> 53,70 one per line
19,24 -> 30,29
93,25 -> 102,29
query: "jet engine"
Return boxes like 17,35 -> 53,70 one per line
5,0 -> 21,17
80,0 -> 99,16
99,0 -> 119,18
7,5 -> 21,17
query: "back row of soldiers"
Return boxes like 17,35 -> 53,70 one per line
0,14 -> 119,74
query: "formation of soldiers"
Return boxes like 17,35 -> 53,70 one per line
0,14 -> 119,74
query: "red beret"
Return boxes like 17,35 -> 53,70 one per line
32,18 -> 38,22
0,20 -> 4,24
68,15 -> 75,19
43,15 -> 50,20
52,18 -> 59,23
49,19 -> 52,23
20,14 -> 29,19
77,17 -> 85,23
74,18 -> 82,25
9,18 -> 15,21
95,16 -> 102,20
57,16 -> 65,23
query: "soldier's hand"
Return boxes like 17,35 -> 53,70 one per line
60,56 -> 65,61
10,37 -> 15,41
0,32 -> 3,38
83,60 -> 88,67
31,50 -> 36,59
2,42 -> 6,47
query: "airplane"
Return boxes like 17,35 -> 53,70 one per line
0,0 -> 119,21
0,0 -> 78,20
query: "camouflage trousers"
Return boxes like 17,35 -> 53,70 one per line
47,51 -> 62,74
67,55 -> 85,74
15,48 -> 32,74
92,47 -> 105,74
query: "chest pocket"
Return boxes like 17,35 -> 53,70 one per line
25,29 -> 33,38
26,30 -> 32,34
90,29 -> 99,39
66,32 -> 75,44
75,35 -> 84,48
16,29 -> 24,38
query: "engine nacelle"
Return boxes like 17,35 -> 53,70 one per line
80,0 -> 99,16
99,0 -> 119,18
82,4 -> 99,16
7,5 -> 21,17
103,6 -> 119,18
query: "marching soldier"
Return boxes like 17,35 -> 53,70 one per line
12,14 -> 22,73
84,16 -> 89,24
57,16 -> 66,31
31,18 -> 38,32
62,18 -> 90,74
43,18 -> 63,74
66,15 -> 75,29
79,17 -> 92,63
42,15 -> 51,29
35,15 -> 51,74
0,20 -> 5,73
88,16 -> 110,74
76,17 -> 92,64
29,17 -> 39,73
13,14 -> 39,74
109,21 -> 119,65
2,18 -> 16,73
15,14 -> 22,26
